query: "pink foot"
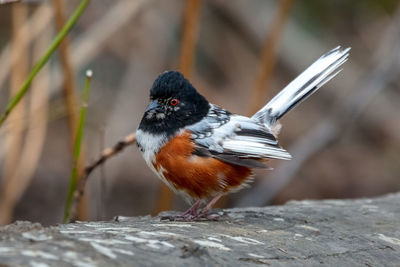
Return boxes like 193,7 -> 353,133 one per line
160,200 -> 201,221
196,194 -> 223,220
160,195 -> 223,221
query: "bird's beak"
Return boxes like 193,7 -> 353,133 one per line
145,100 -> 161,112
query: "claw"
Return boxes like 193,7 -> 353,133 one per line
159,194 -> 223,222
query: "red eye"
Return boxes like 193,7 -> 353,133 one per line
170,98 -> 178,106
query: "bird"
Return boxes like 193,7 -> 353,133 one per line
136,46 -> 350,221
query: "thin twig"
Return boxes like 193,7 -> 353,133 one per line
69,133 -> 137,222
98,127 -> 106,220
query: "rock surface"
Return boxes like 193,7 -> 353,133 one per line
0,193 -> 400,266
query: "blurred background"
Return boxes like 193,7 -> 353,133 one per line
0,0 -> 399,226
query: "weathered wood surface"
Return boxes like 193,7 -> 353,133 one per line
0,193 -> 399,266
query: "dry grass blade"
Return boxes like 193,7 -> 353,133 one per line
0,0 -> 20,4
64,0 -> 150,222
52,0 -> 88,221
0,0 -> 151,127
64,70 -> 93,223
248,0 -> 295,115
0,0 -> 90,128
0,5 -> 53,94
0,26 -> 51,226
0,0 -> 46,4
52,0 -> 79,145
1,0 -> 150,105
0,3 -> 28,225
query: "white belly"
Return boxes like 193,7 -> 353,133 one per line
136,129 -> 177,192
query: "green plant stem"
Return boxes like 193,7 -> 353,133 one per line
63,70 -> 92,223
0,0 -> 90,128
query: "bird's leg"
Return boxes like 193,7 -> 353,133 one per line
161,195 -> 222,221
197,194 -> 223,220
160,200 -> 201,221
180,200 -> 201,217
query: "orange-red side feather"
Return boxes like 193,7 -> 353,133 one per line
153,131 -> 252,199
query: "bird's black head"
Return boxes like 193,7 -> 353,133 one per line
138,71 -> 210,136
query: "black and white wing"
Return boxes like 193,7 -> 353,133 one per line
186,48 -> 350,168
186,104 -> 291,168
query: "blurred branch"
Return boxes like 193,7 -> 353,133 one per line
237,8 -> 400,207
63,0 -> 150,222
0,3 -> 29,225
178,0 -> 203,79
52,0 -> 79,145
0,0 -> 149,142
0,0 -> 90,128
0,0 -> 151,98
211,0 -> 358,95
71,0 -> 149,69
0,0 -> 46,4
249,0 -> 295,114
0,26 -> 51,225
155,0 -> 204,214
98,127 -> 106,220
69,133 -> 137,222
0,0 -> 19,4
64,70 -> 93,223
0,5 -> 53,94
52,0 -> 88,221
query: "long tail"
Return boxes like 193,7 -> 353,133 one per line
252,46 -> 350,125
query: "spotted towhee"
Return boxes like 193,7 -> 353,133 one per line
136,46 -> 350,220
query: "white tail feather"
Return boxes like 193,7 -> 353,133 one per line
252,46 -> 350,125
